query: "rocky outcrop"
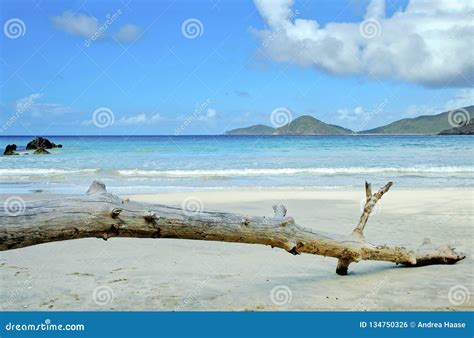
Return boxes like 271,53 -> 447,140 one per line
33,148 -> 51,155
438,119 -> 474,135
3,144 -> 19,155
26,137 -> 62,150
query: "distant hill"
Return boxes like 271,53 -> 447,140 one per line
225,115 -> 353,135
224,106 -> 474,135
275,115 -> 352,135
439,119 -> 474,135
225,124 -> 275,135
360,105 -> 474,135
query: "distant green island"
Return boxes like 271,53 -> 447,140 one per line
225,105 -> 474,135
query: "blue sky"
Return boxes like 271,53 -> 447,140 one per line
1,0 -> 473,135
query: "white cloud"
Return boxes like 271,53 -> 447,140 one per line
206,108 -> 217,118
405,104 -> 439,116
405,88 -> 474,116
15,93 -> 72,117
15,93 -> 42,111
337,106 -> 371,121
444,88 -> 474,110
254,0 -> 294,27
81,113 -> 160,126
114,24 -> 141,43
51,11 -> 100,38
51,10 -> 140,44
190,108 -> 218,121
118,113 -> 161,125
253,0 -> 474,87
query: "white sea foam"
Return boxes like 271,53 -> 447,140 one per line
1,166 -> 472,179
0,168 -> 99,176
117,166 -> 474,177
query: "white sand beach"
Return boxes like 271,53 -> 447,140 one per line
1,188 -> 473,311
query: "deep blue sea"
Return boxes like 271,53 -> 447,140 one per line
1,135 -> 473,194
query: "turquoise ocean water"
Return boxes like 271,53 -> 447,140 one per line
1,135 -> 473,194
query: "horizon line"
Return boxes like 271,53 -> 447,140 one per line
0,134 -> 450,137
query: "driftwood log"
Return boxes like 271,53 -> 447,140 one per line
0,181 -> 465,275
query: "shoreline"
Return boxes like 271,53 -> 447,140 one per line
0,184 -> 474,202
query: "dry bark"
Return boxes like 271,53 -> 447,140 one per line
0,181 -> 465,275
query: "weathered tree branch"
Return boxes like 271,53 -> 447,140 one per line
352,181 -> 393,238
0,181 -> 465,275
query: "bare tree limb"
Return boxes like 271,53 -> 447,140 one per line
0,181 -> 465,275
352,181 -> 393,237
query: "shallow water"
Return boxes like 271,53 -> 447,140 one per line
1,135 -> 473,194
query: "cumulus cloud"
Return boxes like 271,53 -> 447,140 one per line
187,108 -> 218,121
444,88 -> 474,110
205,108 -> 217,119
337,106 -> 366,121
15,93 -> 72,117
253,0 -> 474,87
51,10 -> 140,44
51,11 -> 100,38
81,112 -> 161,126
406,88 -> 474,116
114,24 -> 141,43
405,104 -> 440,116
118,113 -> 161,125
15,93 -> 43,111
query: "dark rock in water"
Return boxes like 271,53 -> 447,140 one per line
3,144 -> 19,155
33,148 -> 51,155
438,119 -> 474,135
26,137 -> 62,150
